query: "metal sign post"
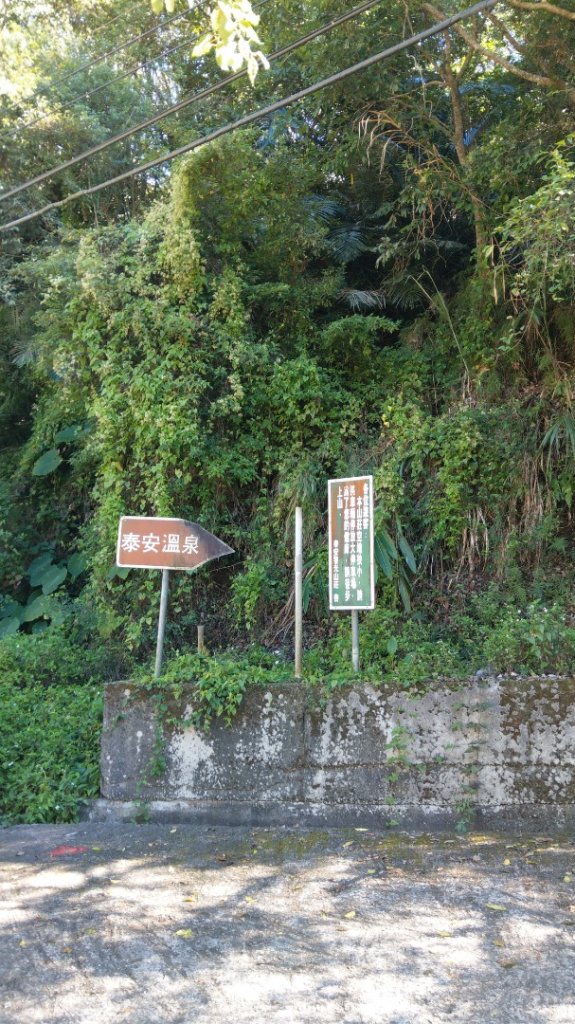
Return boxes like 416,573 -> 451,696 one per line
116,516 -> 234,678
328,476 -> 375,672
351,608 -> 360,672
154,568 -> 171,678
294,506 -> 303,678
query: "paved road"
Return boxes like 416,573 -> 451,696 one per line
1,823 -> 574,1024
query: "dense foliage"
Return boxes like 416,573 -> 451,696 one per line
0,630 -> 107,823
1,0 -> 575,689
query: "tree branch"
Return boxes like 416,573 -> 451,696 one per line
422,1 -> 575,105
485,10 -> 527,53
507,0 -> 575,20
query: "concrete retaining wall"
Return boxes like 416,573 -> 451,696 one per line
93,677 -> 575,828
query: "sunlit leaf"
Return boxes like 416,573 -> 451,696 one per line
192,33 -> 214,57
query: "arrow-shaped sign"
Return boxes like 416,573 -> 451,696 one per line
116,516 -> 235,678
116,516 -> 234,571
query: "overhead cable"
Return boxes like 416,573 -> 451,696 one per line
0,0 -> 215,143
0,0 -> 500,234
28,2 -> 201,98
0,0 -> 385,203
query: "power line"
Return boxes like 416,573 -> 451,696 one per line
0,0 -> 499,234
0,0 -> 385,204
76,0 -> 151,40
27,3 -> 201,99
0,0 -> 216,143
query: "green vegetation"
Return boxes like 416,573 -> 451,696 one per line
1,0 -> 575,820
0,630 -> 108,824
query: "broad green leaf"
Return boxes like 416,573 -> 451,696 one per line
54,424 -> 83,443
32,448 -> 62,476
398,534 -> 417,573
387,636 -> 398,656
30,561 -> 57,589
107,565 -> 131,580
374,534 -> 393,578
67,553 -> 87,581
150,0 -> 163,12
50,601 -> 68,627
27,551 -> 54,583
0,597 -> 21,619
41,565 -> 67,595
0,616 -> 20,639
30,562 -> 60,588
22,594 -> 51,622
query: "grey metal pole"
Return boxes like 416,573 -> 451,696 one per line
294,506 -> 303,678
197,624 -> 206,655
154,568 -> 170,678
351,609 -> 360,672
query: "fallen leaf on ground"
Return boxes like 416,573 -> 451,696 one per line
344,910 -> 356,919
244,896 -> 256,904
493,938 -> 506,948
564,874 -> 572,883
486,903 -> 507,911
437,931 -> 452,938
175,929 -> 194,939
503,859 -> 512,866
183,896 -> 197,903
499,959 -> 519,969
342,841 -> 354,848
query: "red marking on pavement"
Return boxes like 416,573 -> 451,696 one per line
49,845 -> 89,857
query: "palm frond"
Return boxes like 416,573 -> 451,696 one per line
327,223 -> 370,264
541,411 -> 575,460
339,288 -> 386,311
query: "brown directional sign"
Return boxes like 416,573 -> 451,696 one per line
116,516 -> 234,571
